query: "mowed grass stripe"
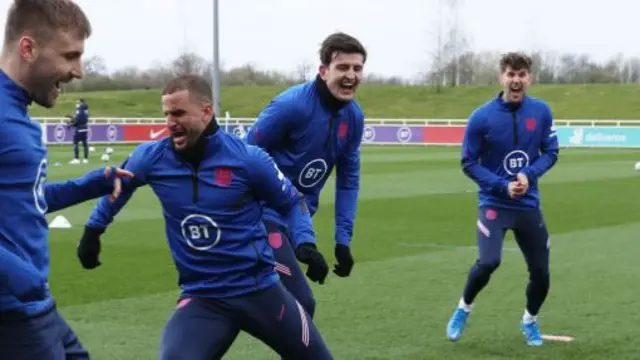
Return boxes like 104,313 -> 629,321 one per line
57,221 -> 640,360
46,163 -> 640,248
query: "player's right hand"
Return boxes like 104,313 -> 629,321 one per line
77,226 -> 105,269
294,243 -> 329,285
508,181 -> 526,198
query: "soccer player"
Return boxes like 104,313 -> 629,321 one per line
77,75 -> 334,359
445,52 -> 559,347
69,98 -> 89,164
244,32 -> 366,317
0,1 -> 132,359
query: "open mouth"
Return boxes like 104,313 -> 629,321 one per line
510,85 -> 523,93
170,125 -> 187,146
339,80 -> 356,94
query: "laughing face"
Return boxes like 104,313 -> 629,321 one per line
21,30 -> 85,108
161,89 -> 213,151
319,52 -> 364,102
500,66 -> 531,104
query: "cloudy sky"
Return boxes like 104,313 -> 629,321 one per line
0,0 -> 633,79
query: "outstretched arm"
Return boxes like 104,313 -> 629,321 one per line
85,158 -> 142,230
77,144 -> 153,270
45,166 -> 133,214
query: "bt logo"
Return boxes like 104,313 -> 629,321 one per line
503,150 -> 530,175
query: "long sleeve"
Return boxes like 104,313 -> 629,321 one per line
85,188 -> 135,229
247,146 -> 316,249
461,111 -> 510,196
523,104 -> 559,183
45,167 -> 117,214
334,113 -> 363,246
85,144 -> 152,229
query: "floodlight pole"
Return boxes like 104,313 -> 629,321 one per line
212,0 -> 221,116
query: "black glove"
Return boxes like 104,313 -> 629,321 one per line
77,226 -> 104,269
294,243 -> 329,284
333,244 -> 354,277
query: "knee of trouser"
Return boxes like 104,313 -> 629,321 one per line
529,266 -> 550,284
477,259 -> 501,274
298,291 -> 316,317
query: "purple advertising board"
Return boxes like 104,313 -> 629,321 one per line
361,125 -> 423,144
46,124 -> 123,144
44,123 -> 429,145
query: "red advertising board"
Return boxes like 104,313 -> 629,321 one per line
123,124 -> 169,142
119,123 -> 467,145
422,125 -> 465,144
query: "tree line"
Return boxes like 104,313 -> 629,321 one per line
61,50 -> 640,94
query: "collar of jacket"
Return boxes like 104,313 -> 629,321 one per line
0,69 -> 32,112
172,115 -> 220,167
314,74 -> 350,112
496,91 -> 528,112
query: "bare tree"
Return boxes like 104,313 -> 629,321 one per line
426,0 -> 467,90
83,55 -> 107,76
295,60 -> 313,82
426,0 -> 446,91
171,52 -> 208,76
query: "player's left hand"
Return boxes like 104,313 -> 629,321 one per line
104,167 -> 134,201
77,226 -> 105,269
333,244 -> 354,277
295,244 -> 329,284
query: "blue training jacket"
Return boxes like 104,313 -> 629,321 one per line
244,75 -> 364,246
461,92 -> 559,210
85,122 -> 317,298
73,102 -> 89,130
0,70 -> 119,316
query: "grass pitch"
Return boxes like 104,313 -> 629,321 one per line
44,144 -> 640,359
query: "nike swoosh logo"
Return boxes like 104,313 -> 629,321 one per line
149,128 -> 168,139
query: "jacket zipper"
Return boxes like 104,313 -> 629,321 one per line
511,111 -> 518,145
325,114 -> 337,153
191,170 -> 199,203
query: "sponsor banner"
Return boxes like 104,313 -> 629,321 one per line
422,125 -> 465,144
46,124 -> 122,143
361,125 -> 423,144
122,123 -> 251,142
47,123 -> 640,148
123,124 -> 169,142
556,126 -> 640,147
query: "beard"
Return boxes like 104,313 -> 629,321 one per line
24,61 -> 61,108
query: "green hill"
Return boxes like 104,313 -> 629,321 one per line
30,84 -> 640,119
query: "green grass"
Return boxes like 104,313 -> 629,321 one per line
31,84 -> 640,119
45,144 -> 640,359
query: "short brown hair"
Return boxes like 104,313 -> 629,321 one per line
4,0 -> 92,44
500,52 -> 532,72
162,74 -> 213,104
319,32 -> 367,66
